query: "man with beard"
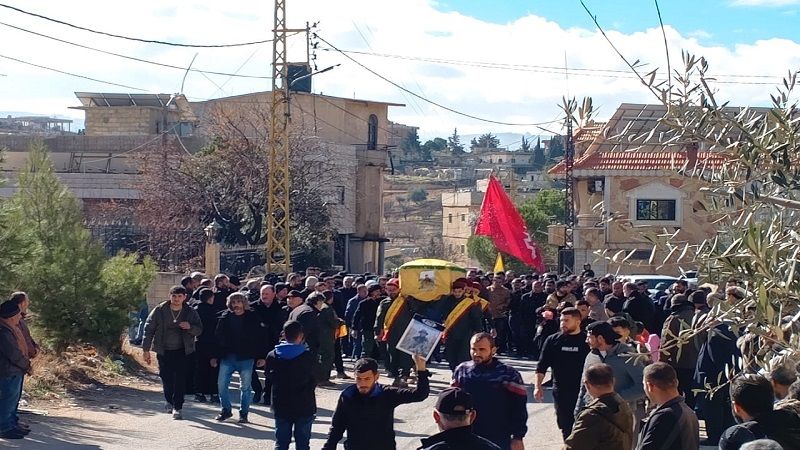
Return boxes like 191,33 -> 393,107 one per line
142,286 -> 203,419
546,280 -> 577,309
375,278 -> 415,387
212,292 -> 267,424
322,356 -> 429,450
576,322 -> 646,439
605,281 -> 626,304
535,307 -> 590,440
452,333 -> 527,450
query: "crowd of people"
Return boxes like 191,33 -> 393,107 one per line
3,263 -> 800,450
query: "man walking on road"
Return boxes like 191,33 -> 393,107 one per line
142,285 -> 203,420
637,362 -> 699,450
418,387 -> 501,450
452,333 -> 527,450
564,363 -> 633,450
322,355 -> 430,450
375,278 -> 415,387
264,320 -> 317,450
486,274 -> 512,354
534,307 -> 590,440
212,292 -> 267,424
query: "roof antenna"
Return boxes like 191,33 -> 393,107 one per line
180,53 -> 199,94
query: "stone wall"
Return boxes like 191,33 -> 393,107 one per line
85,107 -> 162,136
145,272 -> 186,309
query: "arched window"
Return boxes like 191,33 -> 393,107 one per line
367,114 -> 378,150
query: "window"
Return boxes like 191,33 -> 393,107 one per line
511,158 -> 516,163
461,214 -> 465,222
448,214 -> 453,223
460,245 -> 466,254
367,114 -> 378,150
636,199 -> 676,221
498,158 -> 503,163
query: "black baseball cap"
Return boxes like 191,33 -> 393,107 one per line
288,290 -> 303,298
435,387 -> 473,415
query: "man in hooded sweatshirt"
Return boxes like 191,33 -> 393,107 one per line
265,320 -> 317,450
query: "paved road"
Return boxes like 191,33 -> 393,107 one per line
3,357 -> 714,449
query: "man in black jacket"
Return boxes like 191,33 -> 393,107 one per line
288,291 -> 322,363
250,284 -> 286,405
211,292 -> 267,423
322,356 -> 429,450
637,363 -> 699,450
720,374 -> 800,450
622,282 -> 655,334
192,288 -> 219,403
352,284 -> 383,359
265,320 -> 317,450
419,387 -> 500,450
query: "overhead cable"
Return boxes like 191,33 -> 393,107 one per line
316,34 -> 564,127
0,3 -> 273,48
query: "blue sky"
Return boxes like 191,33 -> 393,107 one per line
436,0 -> 800,46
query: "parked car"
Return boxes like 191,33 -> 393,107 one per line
619,275 -> 679,296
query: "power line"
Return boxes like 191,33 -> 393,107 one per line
0,3 -> 273,48
320,47 -> 783,81
316,34 -> 565,127
0,53 -> 149,91
0,21 -> 274,80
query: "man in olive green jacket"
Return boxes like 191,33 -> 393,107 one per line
564,363 -> 633,450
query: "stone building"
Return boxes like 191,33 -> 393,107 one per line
441,190 -> 483,267
548,103 -> 737,275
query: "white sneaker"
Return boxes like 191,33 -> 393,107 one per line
172,409 -> 183,420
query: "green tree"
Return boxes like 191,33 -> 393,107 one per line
548,135 -> 564,160
475,133 -> 501,149
0,178 -> 30,293
12,142 -> 155,351
533,137 -> 545,169
400,129 -> 421,157
531,189 -> 566,223
520,136 -> 532,151
447,128 -> 465,154
420,137 -> 446,160
409,188 -> 428,203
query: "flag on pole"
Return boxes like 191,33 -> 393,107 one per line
493,252 -> 504,273
475,175 -> 546,272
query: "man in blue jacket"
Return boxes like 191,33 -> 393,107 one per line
452,332 -> 528,450
265,320 -> 317,450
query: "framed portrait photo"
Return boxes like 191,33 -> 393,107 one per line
396,314 -> 444,361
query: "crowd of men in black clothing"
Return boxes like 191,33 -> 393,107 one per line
126,264 -> 800,450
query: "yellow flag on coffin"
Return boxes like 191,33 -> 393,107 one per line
493,253 -> 505,273
398,259 -> 467,301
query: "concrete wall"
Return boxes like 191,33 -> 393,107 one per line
145,272 -> 186,309
0,172 -> 140,200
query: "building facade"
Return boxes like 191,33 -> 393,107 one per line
441,190 -> 483,267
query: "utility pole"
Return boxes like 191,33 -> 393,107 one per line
266,0 -> 306,273
561,117 -> 576,274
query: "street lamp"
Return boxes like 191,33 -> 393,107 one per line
204,219 -> 223,243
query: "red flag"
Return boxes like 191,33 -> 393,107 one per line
474,176 -> 546,272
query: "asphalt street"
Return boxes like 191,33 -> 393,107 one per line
2,356 -> 714,450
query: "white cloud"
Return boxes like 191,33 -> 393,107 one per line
0,0 -> 798,141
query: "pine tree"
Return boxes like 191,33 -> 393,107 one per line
12,142 -> 154,350
0,179 -> 30,293
447,128 -> 465,154
520,136 -> 531,151
549,135 -> 565,160
533,136 -> 546,169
